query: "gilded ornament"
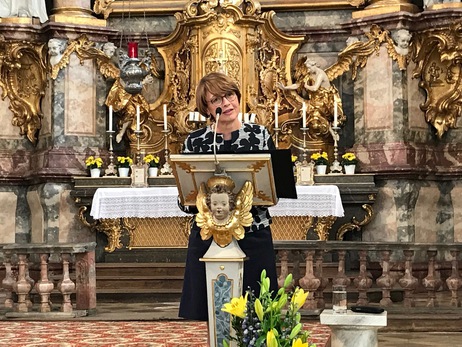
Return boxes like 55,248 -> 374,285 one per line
93,0 -> 115,19
412,21 -> 462,138
0,40 -> 47,144
196,177 -> 253,248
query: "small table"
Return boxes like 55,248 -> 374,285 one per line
320,309 -> 387,347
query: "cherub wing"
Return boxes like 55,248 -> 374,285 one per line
234,181 -> 254,228
294,56 -> 308,84
196,183 -> 213,240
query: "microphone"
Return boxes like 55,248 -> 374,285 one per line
213,107 -> 224,175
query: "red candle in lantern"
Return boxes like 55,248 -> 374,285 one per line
128,42 -> 138,58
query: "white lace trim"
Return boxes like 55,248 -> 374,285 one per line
90,185 -> 344,219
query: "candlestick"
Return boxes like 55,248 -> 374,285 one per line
128,42 -> 138,58
274,102 -> 278,128
333,97 -> 338,127
302,102 -> 307,128
108,105 -> 113,132
136,105 -> 140,132
163,104 -> 168,131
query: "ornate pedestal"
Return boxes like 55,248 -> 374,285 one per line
202,240 -> 246,347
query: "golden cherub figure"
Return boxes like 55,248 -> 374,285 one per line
196,175 -> 254,248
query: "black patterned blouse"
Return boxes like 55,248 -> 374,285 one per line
182,122 -> 276,232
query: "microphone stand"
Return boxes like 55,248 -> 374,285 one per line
213,107 -> 226,176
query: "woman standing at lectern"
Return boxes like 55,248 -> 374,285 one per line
178,71 -> 278,321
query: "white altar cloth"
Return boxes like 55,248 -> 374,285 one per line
90,185 -> 344,219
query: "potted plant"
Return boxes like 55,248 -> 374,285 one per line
85,156 -> 103,177
116,156 -> 133,177
310,151 -> 329,174
341,152 -> 358,174
222,270 -> 316,347
143,154 -> 160,177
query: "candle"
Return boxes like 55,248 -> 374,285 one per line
108,105 -> 113,132
302,102 -> 307,128
163,104 -> 168,131
128,42 -> 138,58
274,102 -> 278,128
136,105 -> 140,132
333,97 -> 338,127
189,112 -> 194,122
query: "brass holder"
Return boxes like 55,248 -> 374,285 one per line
274,126 -> 280,149
329,126 -> 343,174
160,128 -> 173,175
135,130 -> 142,165
104,130 -> 117,176
301,127 -> 309,163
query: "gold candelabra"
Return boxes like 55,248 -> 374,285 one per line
329,125 -> 343,174
104,130 -> 117,176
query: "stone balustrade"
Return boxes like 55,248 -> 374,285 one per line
1,243 -> 96,317
274,241 -> 462,310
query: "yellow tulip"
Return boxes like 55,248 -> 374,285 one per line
221,292 -> 248,318
292,337 -> 308,347
266,329 -> 278,347
291,288 -> 309,312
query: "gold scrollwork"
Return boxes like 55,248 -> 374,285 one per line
97,218 -> 124,253
336,204 -> 374,240
411,21 -> 462,139
314,216 -> 337,241
93,0 -> 116,19
0,39 -> 47,144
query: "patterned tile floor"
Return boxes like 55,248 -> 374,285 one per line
2,296 -> 462,346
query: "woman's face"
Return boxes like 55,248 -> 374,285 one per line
205,90 -> 240,125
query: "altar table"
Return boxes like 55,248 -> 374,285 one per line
90,185 -> 344,252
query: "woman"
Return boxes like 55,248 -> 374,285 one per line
178,72 -> 279,321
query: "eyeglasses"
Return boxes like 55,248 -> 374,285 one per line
207,91 -> 237,106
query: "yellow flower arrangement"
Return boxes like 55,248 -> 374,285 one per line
341,152 -> 358,166
117,156 -> 133,168
85,156 -> 103,169
291,154 -> 298,163
310,152 -> 328,166
222,270 -> 316,347
143,154 -> 160,168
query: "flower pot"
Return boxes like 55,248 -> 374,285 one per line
316,165 -> 327,175
90,168 -> 101,178
344,164 -> 356,175
118,167 -> 130,177
148,167 -> 158,178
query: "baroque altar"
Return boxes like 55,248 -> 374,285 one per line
72,174 -> 376,254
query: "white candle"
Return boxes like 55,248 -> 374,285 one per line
163,104 -> 168,131
189,112 -> 194,122
274,102 -> 278,128
238,112 -> 243,122
108,105 -> 113,132
136,105 -> 140,132
250,113 -> 256,123
333,97 -> 338,127
244,113 -> 249,123
302,102 -> 307,128
194,112 -> 200,122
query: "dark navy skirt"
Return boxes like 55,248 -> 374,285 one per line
178,223 -> 278,321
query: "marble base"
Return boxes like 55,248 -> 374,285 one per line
320,309 -> 387,347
